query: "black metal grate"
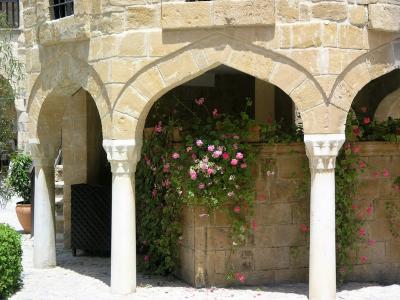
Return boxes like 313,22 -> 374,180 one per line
49,0 -> 74,20
0,0 -> 19,28
71,184 -> 111,255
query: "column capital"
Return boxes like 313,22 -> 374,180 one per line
103,139 -> 141,174
304,134 -> 345,171
28,139 -> 58,167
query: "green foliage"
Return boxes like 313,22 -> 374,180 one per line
0,224 -> 22,298
0,12 -> 24,153
6,152 -> 32,203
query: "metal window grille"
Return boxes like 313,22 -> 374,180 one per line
50,0 -> 74,20
0,0 -> 19,28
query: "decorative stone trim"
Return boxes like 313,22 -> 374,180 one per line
28,138 -> 59,167
304,134 -> 345,171
103,139 -> 140,174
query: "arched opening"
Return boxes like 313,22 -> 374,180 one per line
34,84 -> 111,280
340,69 -> 400,283
135,65 -> 308,287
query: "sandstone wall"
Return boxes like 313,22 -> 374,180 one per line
21,0 -> 400,145
179,142 -> 400,287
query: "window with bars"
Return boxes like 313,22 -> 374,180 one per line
0,0 -> 19,28
50,0 -> 74,20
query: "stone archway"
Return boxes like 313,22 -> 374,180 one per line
111,34 -> 326,141
328,39 -> 400,132
27,52 -> 112,142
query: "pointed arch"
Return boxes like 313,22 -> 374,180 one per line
111,34 -> 326,140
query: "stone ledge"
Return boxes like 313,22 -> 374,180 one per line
369,3 -> 400,32
161,0 -> 275,30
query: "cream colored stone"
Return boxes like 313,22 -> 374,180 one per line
292,23 -> 322,48
126,5 -> 160,29
214,0 -> 275,27
312,2 -> 347,21
269,62 -> 307,95
342,61 -> 372,93
329,80 -> 356,112
366,44 -> 396,79
119,31 -> 146,57
276,0 -> 299,23
349,5 -> 368,26
157,51 -> 199,86
322,23 -> 338,47
290,79 -> 324,112
161,2 -> 212,29
338,24 -> 366,49
369,4 -> 400,32
131,67 -> 165,100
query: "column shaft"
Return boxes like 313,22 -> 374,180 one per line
33,164 -> 56,268
111,172 -> 136,294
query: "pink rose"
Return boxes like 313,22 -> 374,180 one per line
367,205 -> 373,215
154,121 -> 162,133
191,153 -> 197,160
213,150 -> 222,158
186,147 -> 192,152
207,145 -> 215,152
352,146 -> 360,153
236,152 -> 244,160
212,108 -> 219,118
363,117 -> 371,125
231,159 -> 238,166
222,152 -> 230,160
196,140 -> 204,147
383,168 -> 390,177
198,183 -> 205,190
172,152 -> 180,159
359,228 -> 366,236
353,127 -> 361,137
235,272 -> 245,283
240,163 -> 247,169
359,160 -> 366,169
195,98 -> 205,105
360,256 -> 367,263
163,164 -> 170,173
233,206 -> 241,213
207,168 -> 214,175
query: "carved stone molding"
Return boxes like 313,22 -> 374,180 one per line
103,139 -> 141,174
28,138 -> 59,167
304,134 -> 345,171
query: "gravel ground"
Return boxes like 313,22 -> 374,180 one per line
2,198 -> 400,300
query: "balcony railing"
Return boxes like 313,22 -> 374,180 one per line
50,0 -> 74,20
0,0 -> 19,28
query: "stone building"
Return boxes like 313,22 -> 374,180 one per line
20,1 -> 400,299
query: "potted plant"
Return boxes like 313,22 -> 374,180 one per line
5,152 -> 33,233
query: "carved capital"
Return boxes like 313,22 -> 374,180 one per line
28,139 -> 59,168
103,139 -> 141,174
304,134 -> 345,171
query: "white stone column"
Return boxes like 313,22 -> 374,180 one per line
304,134 -> 345,300
103,139 -> 140,294
29,140 -> 57,268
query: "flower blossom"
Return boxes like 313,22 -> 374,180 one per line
234,206 -> 241,213
186,147 -> 192,152
360,256 -> 368,263
368,239 -> 376,246
236,152 -> 244,160
359,160 -> 366,169
208,145 -> 215,152
363,117 -> 371,125
231,159 -> 238,166
144,255 -> 149,262
154,121 -> 162,133
152,188 -> 157,198
366,205 -> 373,215
195,97 -> 205,105
163,164 -> 170,173
198,183 -> 205,190
213,150 -> 222,158
240,163 -> 247,169
190,170 -> 197,180
235,272 -> 246,283
191,153 -> 197,160
359,227 -> 366,236
207,168 -> 215,175
233,143 -> 238,150
212,108 -> 219,118
251,220 -> 257,231
227,191 -> 235,197
300,224 -> 309,233
222,152 -> 230,160
352,145 -> 360,154
172,152 -> 180,159
196,139 -> 204,147
383,168 -> 390,177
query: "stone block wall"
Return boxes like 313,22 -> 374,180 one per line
179,143 -> 310,287
179,142 -> 400,287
